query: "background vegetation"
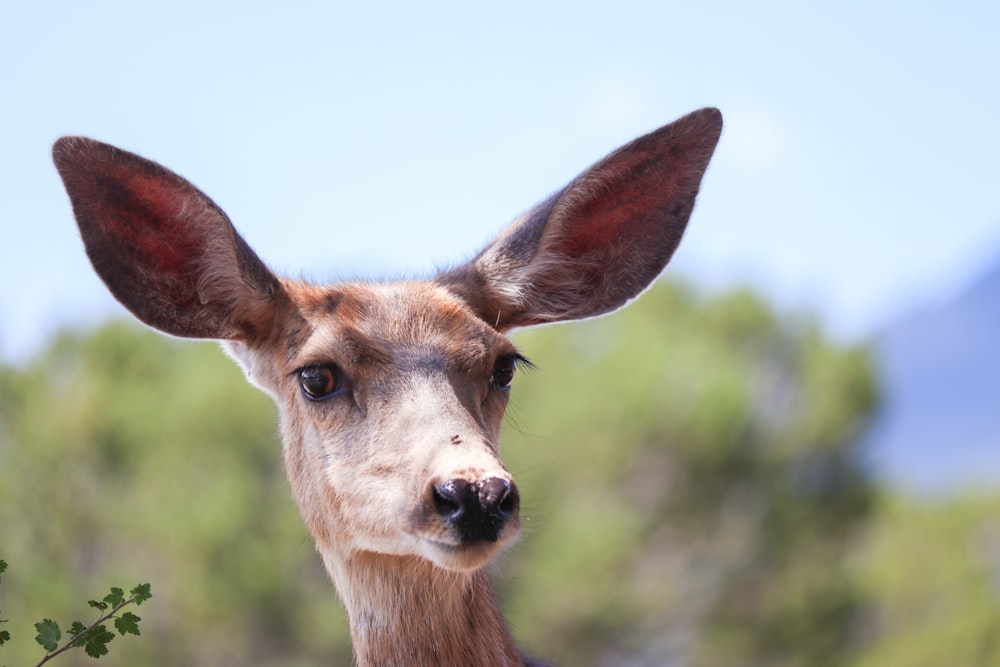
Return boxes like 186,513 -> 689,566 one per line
1,281 -> 997,666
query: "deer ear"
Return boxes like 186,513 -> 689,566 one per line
53,137 -> 284,342
439,107 -> 722,331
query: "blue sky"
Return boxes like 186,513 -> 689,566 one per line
1,1 -> 998,362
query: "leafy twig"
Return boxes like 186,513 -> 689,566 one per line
33,583 -> 152,665
0,560 -> 9,650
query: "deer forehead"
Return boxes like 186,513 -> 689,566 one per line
284,280 -> 517,377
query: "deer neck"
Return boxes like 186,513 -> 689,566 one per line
323,551 -> 525,667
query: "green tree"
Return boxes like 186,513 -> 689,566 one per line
0,323 -> 351,666
500,282 -> 878,666
0,281 -> 879,666
850,492 -> 1000,667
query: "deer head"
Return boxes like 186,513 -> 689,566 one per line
53,107 -> 722,665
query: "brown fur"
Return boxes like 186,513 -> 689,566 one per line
52,108 -> 722,666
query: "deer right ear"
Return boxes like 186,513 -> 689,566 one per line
53,137 -> 286,343
439,107 -> 722,332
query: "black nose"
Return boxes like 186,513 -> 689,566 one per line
433,477 -> 520,543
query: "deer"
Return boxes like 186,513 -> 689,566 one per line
52,107 -> 722,666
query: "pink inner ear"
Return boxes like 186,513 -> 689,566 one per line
56,136 -> 283,341
558,154 -> 691,260
123,172 -> 205,273
57,138 -> 234,335
84,162 -> 212,308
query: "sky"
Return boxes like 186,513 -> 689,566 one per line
1,1 -> 998,364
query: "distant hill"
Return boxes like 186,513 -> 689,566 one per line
869,255 -> 1000,493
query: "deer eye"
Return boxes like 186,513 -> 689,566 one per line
491,356 -> 518,390
298,365 -> 345,401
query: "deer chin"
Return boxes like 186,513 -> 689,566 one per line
416,531 -> 520,572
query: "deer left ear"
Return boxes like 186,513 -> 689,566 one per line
439,107 -> 722,332
53,137 -> 286,342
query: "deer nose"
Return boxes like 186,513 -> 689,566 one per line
432,477 -> 520,543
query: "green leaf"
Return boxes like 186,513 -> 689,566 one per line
69,620 -> 87,640
114,611 -> 141,636
0,558 -> 7,580
88,599 -> 108,611
0,629 -> 10,646
129,583 -> 152,605
34,618 -> 61,652
103,587 -> 125,608
82,625 -> 115,659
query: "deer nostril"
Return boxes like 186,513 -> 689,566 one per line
480,477 -> 519,518
433,479 -> 468,521
499,485 -> 518,516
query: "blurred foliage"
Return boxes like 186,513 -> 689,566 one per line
500,282 -> 878,666
2,281 -> 990,667
850,493 -> 1000,667
0,323 -> 351,667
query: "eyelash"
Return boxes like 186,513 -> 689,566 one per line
491,354 -> 533,391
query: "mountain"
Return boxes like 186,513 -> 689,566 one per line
868,255 -> 1000,493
